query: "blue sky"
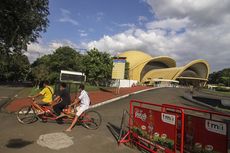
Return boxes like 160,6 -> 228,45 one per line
43,0 -> 152,43
27,0 -> 230,72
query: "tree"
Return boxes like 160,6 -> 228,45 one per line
31,54 -> 50,86
222,68 -> 230,87
208,68 -> 230,86
31,46 -> 82,83
0,0 -> 49,55
50,46 -> 82,72
31,64 -> 49,87
30,47 -> 113,86
0,53 -> 30,81
82,48 -> 113,86
0,54 -> 8,81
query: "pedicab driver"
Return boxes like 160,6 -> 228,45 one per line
29,80 -> 54,114
65,84 -> 90,132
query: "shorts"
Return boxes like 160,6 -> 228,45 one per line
76,105 -> 89,116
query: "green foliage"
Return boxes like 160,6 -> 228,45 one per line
31,64 -> 49,81
0,0 -> 49,82
82,48 -> 113,86
1,46 -> 113,86
50,46 -> 82,72
209,68 -> 230,86
31,46 -> 82,83
0,53 -> 30,81
0,0 -> 49,54
215,87 -> 230,92
0,54 -> 7,80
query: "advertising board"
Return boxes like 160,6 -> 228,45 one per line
60,70 -> 85,83
177,115 -> 228,153
112,57 -> 126,79
120,100 -> 230,153
132,106 -> 177,152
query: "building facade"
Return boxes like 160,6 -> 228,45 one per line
119,50 -> 210,86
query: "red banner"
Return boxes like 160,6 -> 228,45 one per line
126,100 -> 229,153
132,106 -> 177,151
177,115 -> 228,153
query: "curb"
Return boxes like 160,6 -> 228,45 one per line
0,97 -> 13,113
90,87 -> 156,109
1,87 -> 157,113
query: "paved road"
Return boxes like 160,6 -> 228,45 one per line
0,88 -> 227,153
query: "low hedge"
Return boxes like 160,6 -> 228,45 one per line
215,87 -> 230,92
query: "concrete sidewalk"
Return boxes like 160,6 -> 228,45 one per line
3,86 -> 154,113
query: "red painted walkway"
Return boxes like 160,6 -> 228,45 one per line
4,86 -> 151,113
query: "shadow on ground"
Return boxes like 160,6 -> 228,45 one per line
180,96 -> 214,110
6,138 -> 33,148
99,88 -> 113,93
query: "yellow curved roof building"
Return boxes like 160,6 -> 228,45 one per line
119,50 -> 210,85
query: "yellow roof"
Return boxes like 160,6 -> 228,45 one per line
173,59 -> 210,80
119,50 -> 176,81
142,60 -> 209,82
142,67 -> 182,82
119,50 -> 152,69
118,50 -> 210,83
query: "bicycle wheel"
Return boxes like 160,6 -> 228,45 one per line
17,106 -> 37,124
82,110 -> 102,130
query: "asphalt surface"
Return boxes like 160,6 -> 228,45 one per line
0,88 -> 228,153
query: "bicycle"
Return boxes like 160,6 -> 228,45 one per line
16,98 -> 102,130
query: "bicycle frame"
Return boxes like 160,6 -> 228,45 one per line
30,101 -> 90,124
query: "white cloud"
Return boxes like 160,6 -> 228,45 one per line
27,1 -> 230,72
96,12 -> 104,21
112,22 -> 137,29
82,0 -> 230,72
138,16 -> 148,25
146,17 -> 190,32
145,0 -> 230,26
59,8 -> 79,26
119,23 -> 137,29
80,33 -> 88,37
138,16 -> 148,22
78,29 -> 88,37
26,40 -> 78,63
86,32 -> 143,54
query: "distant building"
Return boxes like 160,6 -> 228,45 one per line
119,50 -> 210,86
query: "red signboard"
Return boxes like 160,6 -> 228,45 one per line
118,100 -> 230,153
132,106 -> 177,151
177,115 -> 228,153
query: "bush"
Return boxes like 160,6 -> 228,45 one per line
215,87 -> 230,92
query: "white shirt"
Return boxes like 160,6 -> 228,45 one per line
78,90 -> 90,106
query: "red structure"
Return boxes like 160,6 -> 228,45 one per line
119,100 -> 230,153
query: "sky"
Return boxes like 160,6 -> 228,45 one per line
26,0 -> 230,72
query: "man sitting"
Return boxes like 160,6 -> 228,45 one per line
30,80 -> 54,114
52,82 -> 71,117
65,84 -> 90,132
